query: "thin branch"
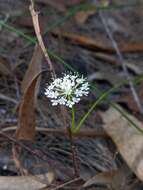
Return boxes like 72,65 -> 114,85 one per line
99,11 -> 143,114
0,125 -> 108,138
0,93 -> 18,104
48,177 -> 81,190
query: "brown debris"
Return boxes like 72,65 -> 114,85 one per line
16,45 -> 43,140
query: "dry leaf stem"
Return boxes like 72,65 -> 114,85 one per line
29,0 -> 56,79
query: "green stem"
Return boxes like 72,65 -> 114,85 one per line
73,74 -> 143,134
74,90 -> 110,133
71,106 -> 75,132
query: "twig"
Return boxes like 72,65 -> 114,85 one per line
29,0 -> 56,79
0,93 -> 18,104
0,125 -> 108,138
99,11 -> 143,114
41,177 -> 81,190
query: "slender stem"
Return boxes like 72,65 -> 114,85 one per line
74,87 -> 113,133
71,106 -> 75,132
67,126 -> 79,177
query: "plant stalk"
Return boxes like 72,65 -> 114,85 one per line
67,126 -> 79,177
71,106 -> 75,132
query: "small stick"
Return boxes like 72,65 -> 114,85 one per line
49,177 -> 81,190
0,125 -> 108,138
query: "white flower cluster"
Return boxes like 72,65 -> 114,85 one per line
45,73 -> 89,108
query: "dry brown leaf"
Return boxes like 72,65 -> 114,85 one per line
52,31 -> 113,52
52,31 -> 143,53
16,45 -> 43,140
16,75 -> 39,140
83,163 -> 133,189
83,170 -> 115,188
0,172 -> 54,190
100,105 -> 143,181
21,47 -> 42,93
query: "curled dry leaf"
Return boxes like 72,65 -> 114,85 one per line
16,45 -> 43,140
100,104 -> 143,181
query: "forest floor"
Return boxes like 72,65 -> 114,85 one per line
0,0 -> 143,189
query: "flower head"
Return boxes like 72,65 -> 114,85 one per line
45,73 -> 89,108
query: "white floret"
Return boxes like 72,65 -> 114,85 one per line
44,73 -> 89,108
